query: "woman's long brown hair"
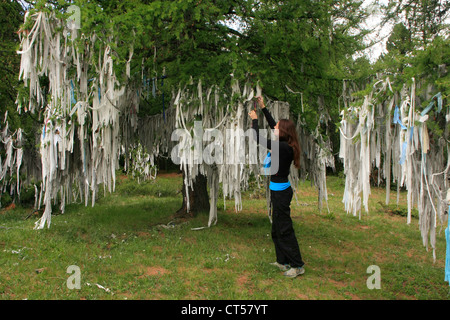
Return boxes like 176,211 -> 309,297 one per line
278,119 -> 301,169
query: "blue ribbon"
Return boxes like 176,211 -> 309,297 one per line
421,92 -> 442,116
70,80 -> 77,105
393,106 -> 407,130
263,152 -> 271,175
445,205 -> 450,285
263,152 -> 271,167
399,141 -> 407,165
399,127 -> 414,165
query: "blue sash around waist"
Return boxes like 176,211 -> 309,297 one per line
269,181 -> 291,191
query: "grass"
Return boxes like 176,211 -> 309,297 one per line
0,172 -> 449,300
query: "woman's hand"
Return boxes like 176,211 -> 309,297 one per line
256,96 -> 265,109
249,110 -> 258,120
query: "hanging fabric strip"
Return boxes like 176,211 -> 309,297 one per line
445,205 -> 450,285
399,141 -> 408,165
421,92 -> 442,116
152,77 -> 156,98
161,75 -> 166,122
393,106 -> 407,130
399,127 -> 414,165
263,152 -> 271,176
70,80 -> 76,105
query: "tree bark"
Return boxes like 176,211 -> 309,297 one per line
176,169 -> 210,218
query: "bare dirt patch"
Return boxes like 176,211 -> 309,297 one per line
139,266 -> 170,277
157,172 -> 182,178
236,272 -> 254,295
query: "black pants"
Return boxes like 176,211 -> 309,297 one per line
270,187 -> 304,268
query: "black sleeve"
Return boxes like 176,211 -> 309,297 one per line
262,107 -> 277,129
252,119 -> 272,150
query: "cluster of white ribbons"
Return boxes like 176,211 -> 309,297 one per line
340,77 -> 448,260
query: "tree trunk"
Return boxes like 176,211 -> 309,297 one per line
176,170 -> 210,218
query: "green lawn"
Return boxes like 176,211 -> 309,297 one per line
0,173 -> 448,300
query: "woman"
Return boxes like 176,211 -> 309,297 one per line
249,96 -> 305,278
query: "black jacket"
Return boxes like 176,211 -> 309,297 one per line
252,108 -> 293,183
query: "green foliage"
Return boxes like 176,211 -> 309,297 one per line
0,0 -> 24,121
25,0 -> 369,126
386,23 -> 413,56
353,0 -> 450,148
410,37 -> 450,99
8,0 -> 376,175
14,0 -> 449,192
382,0 -> 450,48
237,0 -> 369,134
0,1 -> 43,204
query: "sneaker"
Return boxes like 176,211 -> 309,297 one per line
283,267 -> 305,278
270,262 -> 290,271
